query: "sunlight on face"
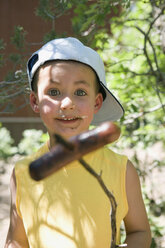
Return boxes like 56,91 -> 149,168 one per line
30,61 -> 103,146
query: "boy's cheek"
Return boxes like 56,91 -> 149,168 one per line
41,104 -> 54,115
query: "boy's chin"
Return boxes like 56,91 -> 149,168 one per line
49,128 -> 77,143
49,126 -> 89,143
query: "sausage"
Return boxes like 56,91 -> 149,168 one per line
29,122 -> 120,181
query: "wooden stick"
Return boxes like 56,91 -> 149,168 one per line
29,122 -> 120,180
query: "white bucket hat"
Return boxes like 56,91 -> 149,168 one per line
27,37 -> 124,125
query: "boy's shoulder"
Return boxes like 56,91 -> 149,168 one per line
102,146 -> 128,162
87,146 -> 128,173
96,146 -> 128,173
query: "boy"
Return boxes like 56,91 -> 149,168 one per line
5,37 -> 151,248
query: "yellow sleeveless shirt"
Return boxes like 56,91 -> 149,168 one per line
15,143 -> 128,248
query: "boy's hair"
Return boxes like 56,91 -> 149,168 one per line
27,37 -> 124,125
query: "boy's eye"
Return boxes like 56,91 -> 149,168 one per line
75,89 -> 87,96
48,89 -> 60,96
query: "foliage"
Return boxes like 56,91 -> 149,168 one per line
36,0 -> 71,21
0,0 -> 130,112
0,125 -> 48,159
0,25 -> 29,114
10,26 -> 27,50
101,2 -> 165,245
35,0 -> 72,42
0,39 -> 6,67
0,123 -> 17,159
100,1 -> 165,146
18,129 -> 48,155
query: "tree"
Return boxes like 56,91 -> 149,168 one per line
99,2 -> 165,246
0,0 -> 129,113
0,26 -> 28,113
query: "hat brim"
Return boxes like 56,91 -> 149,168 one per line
91,81 -> 124,125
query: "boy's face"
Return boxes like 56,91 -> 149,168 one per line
30,61 -> 103,146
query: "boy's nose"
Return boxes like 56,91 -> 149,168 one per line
60,97 -> 75,110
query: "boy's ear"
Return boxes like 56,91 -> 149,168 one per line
94,93 -> 103,114
30,92 -> 40,113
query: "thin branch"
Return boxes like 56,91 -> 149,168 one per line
54,134 -> 127,248
0,89 -> 25,99
107,53 -> 142,67
124,104 -> 165,124
110,69 -> 154,77
135,26 -> 155,74
0,79 -> 22,85
135,26 -> 163,80
130,9 -> 165,114
0,101 -> 28,114
147,6 -> 165,35
79,158 -> 118,248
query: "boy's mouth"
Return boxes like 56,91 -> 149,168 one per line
57,115 -> 87,121
59,117 -> 79,121
56,116 -> 81,123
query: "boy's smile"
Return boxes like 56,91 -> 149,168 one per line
30,61 -> 103,147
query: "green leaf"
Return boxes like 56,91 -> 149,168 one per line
10,26 -> 27,49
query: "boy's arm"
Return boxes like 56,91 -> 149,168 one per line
123,160 -> 151,248
4,169 -> 29,248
